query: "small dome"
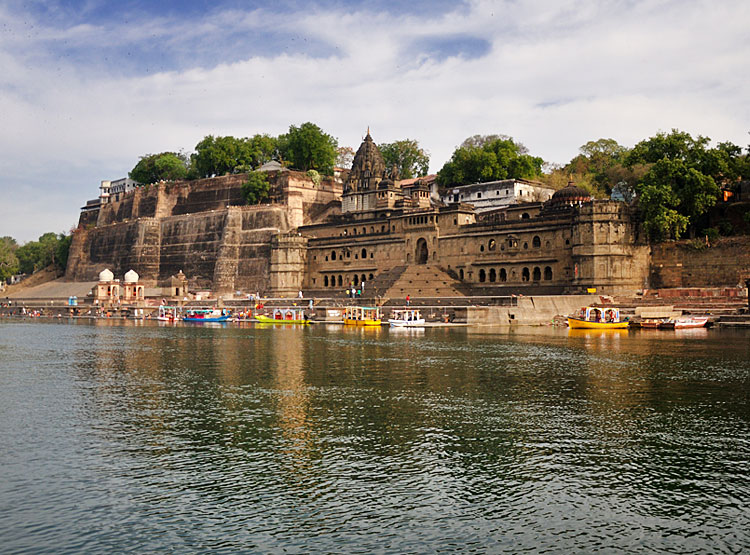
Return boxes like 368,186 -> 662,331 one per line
124,269 -> 139,283
378,178 -> 393,190
98,268 -> 114,282
550,181 -> 591,205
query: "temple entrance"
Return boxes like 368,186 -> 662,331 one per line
415,238 -> 429,265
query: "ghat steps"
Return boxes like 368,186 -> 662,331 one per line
368,264 -> 469,305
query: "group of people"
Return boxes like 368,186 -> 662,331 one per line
346,281 -> 365,298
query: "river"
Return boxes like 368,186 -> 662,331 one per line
1,319 -> 748,552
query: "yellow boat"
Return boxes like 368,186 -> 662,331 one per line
343,306 -> 382,326
567,307 -> 629,329
255,308 -> 310,325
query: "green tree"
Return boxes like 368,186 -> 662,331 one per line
437,136 -> 543,186
192,134 -> 278,178
378,139 -> 430,179
13,232 -> 72,274
277,122 -> 338,176
129,152 -> 188,184
55,233 -> 72,273
0,236 -> 19,282
565,138 -> 629,195
241,171 -> 270,205
625,130 -> 724,240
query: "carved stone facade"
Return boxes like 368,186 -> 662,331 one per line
70,132 -> 651,297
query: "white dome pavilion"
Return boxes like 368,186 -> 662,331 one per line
124,269 -> 140,283
98,268 -> 114,282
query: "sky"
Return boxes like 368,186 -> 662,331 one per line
1,0 -> 748,243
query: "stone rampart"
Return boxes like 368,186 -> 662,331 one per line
650,236 -> 750,288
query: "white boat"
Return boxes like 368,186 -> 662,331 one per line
659,316 -> 709,329
157,305 -> 180,322
388,309 -> 425,327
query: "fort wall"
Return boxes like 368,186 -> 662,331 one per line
650,236 -> 750,288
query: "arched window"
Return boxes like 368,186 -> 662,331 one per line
533,267 -> 541,281
361,248 -> 367,259
522,212 -> 530,219
331,250 -> 336,261
480,244 -> 485,252
523,242 -> 528,250
488,239 -> 496,251
459,268 -> 465,280
489,268 -> 496,282
500,268 -> 507,282
337,275 -> 343,286
533,236 -> 541,248
544,266 -> 552,280
330,275 -> 336,288
522,267 -> 530,282
369,273 -> 374,280
479,269 -> 486,282
324,275 -> 329,287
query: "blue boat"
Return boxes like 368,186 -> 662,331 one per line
182,308 -> 230,323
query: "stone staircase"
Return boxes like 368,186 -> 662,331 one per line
368,264 -> 468,305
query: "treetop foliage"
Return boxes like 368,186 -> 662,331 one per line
437,136 -> 543,186
378,139 -> 430,179
277,122 -> 338,176
129,152 -> 189,184
192,134 -> 278,178
5,232 -> 72,279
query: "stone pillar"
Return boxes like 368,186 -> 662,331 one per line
270,233 -> 308,297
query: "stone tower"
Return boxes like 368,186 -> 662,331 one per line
342,129 -> 387,213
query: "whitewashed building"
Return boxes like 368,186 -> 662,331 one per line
441,179 -> 555,212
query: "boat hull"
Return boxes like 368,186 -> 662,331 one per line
567,317 -> 628,329
183,316 -> 230,323
344,318 -> 381,326
389,319 -> 425,327
660,317 -> 709,329
255,315 -> 309,325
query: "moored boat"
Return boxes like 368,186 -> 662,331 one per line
344,306 -> 382,326
157,305 -> 180,322
255,308 -> 310,325
659,316 -> 709,329
182,308 -> 230,322
567,306 -> 628,329
388,309 -> 425,327
639,318 -> 664,329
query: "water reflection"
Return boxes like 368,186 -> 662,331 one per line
1,319 -> 748,552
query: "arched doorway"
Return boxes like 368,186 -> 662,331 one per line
415,238 -> 429,265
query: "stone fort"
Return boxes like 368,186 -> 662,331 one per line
66,131 -> 652,298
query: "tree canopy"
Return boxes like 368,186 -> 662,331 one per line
241,171 -> 271,205
277,122 -> 338,176
378,139 -> 430,179
129,152 -> 189,184
191,135 -> 278,178
0,236 -> 19,283
13,232 -> 71,275
437,136 -> 543,186
624,130 -> 725,240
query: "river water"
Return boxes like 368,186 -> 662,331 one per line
0,319 -> 748,553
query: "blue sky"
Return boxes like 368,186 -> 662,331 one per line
1,0 -> 748,242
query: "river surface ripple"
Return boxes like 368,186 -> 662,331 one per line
1,320 -> 748,553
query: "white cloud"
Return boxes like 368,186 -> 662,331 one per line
0,0 -> 748,242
